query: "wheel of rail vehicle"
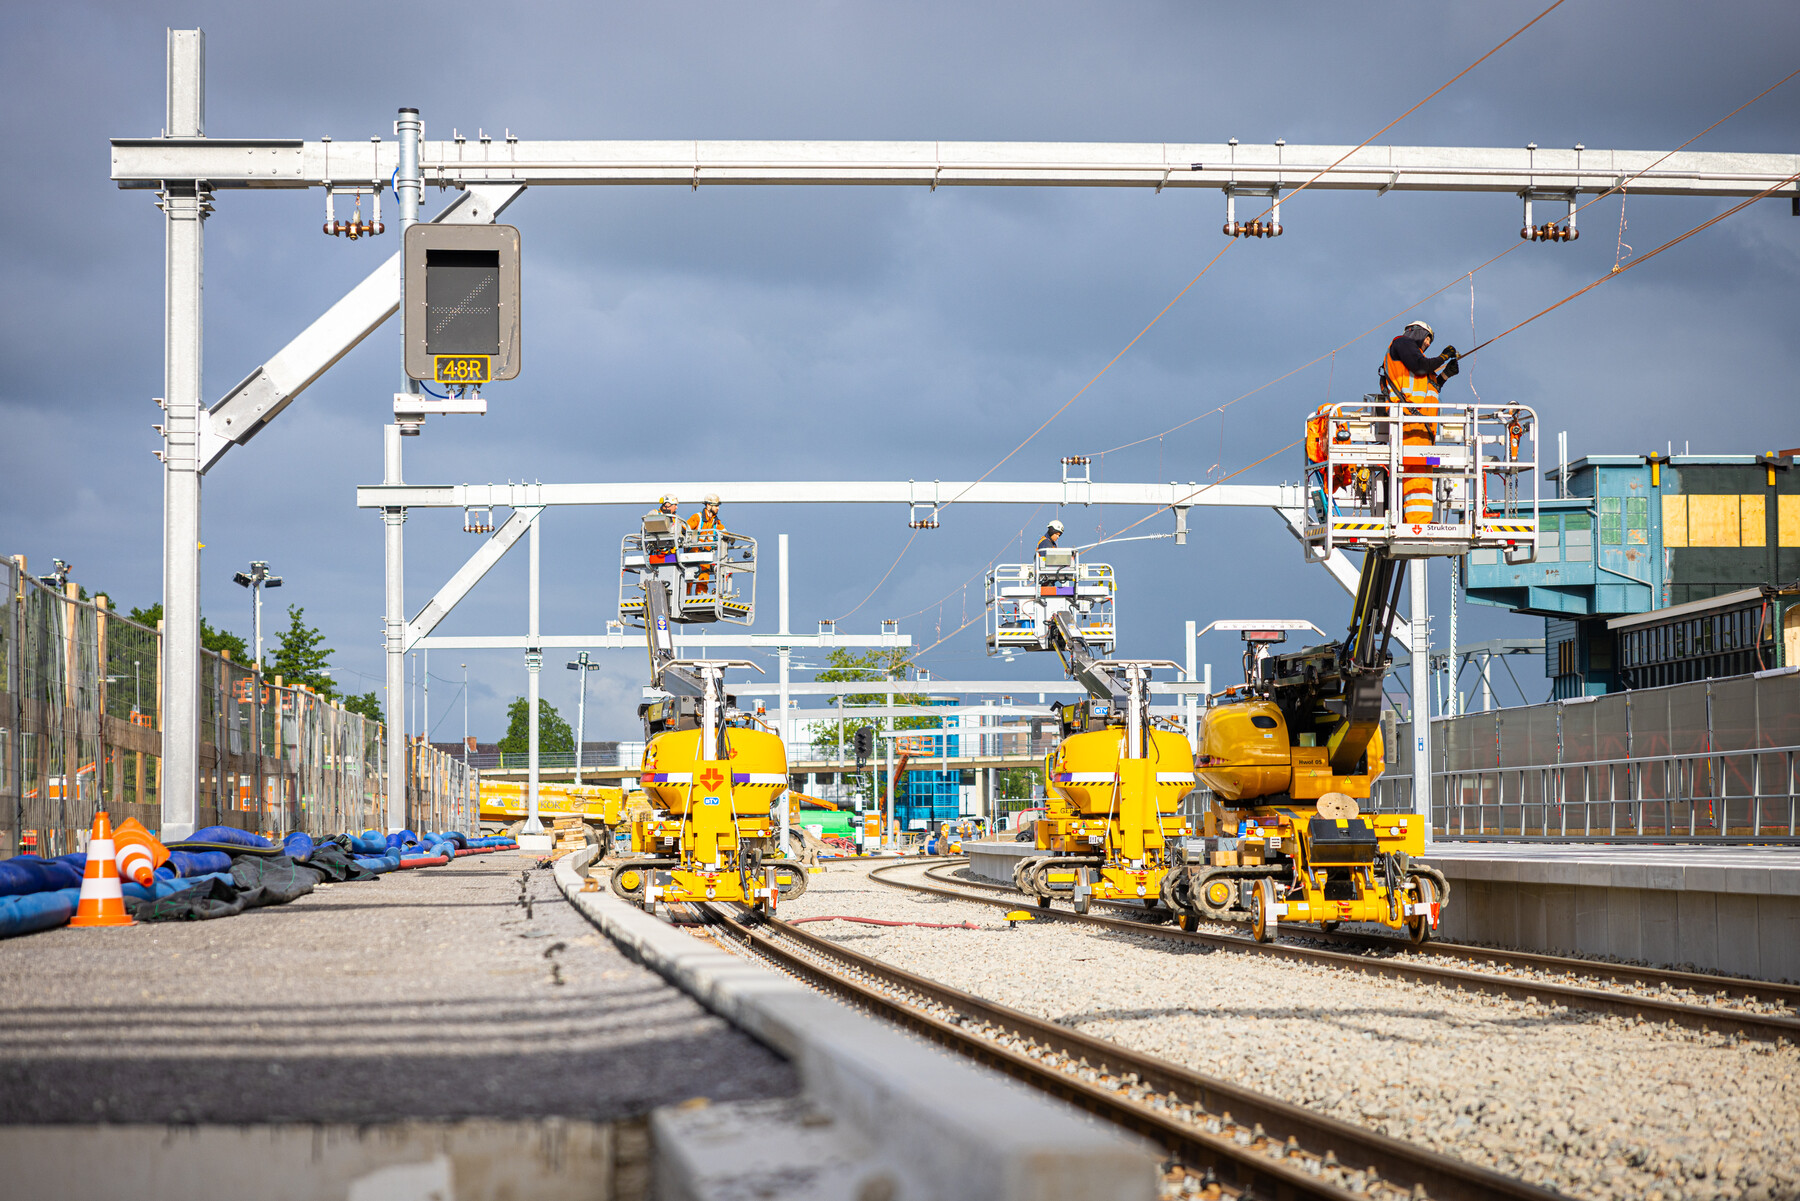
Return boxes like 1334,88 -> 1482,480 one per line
1072,893 -> 1090,915
1036,893 -> 1052,909
1250,877 -> 1279,944
1407,875 -> 1438,945
1176,911 -> 1198,932
768,859 -> 809,901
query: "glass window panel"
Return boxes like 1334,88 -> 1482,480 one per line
1600,497 -> 1623,545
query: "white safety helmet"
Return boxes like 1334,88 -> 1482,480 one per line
1047,520 -> 1065,533
1404,320 -> 1435,341
704,492 -> 721,506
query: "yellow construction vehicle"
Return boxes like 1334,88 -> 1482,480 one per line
987,548 -> 1196,918
607,510 -> 803,913
1183,397 -> 1540,942
479,780 -> 625,841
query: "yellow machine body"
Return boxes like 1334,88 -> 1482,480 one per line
1023,725 -> 1193,909
625,723 -> 788,906
480,780 -> 625,832
1187,700 -> 1440,940
1195,700 -> 1384,802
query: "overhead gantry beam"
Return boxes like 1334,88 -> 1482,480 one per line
113,139 -> 1800,199
354,478 -> 1300,511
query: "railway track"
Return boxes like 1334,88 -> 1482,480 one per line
875,858 -> 1800,1044
701,899 -> 1561,1201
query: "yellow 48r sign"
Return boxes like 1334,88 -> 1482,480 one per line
433,354 -> 490,385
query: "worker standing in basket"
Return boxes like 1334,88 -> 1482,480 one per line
1037,520 -> 1064,551
1382,321 -> 1459,526
687,493 -> 725,593
687,493 -> 724,534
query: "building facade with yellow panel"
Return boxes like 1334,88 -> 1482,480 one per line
1467,453 -> 1798,697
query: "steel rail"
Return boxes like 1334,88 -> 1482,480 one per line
706,902 -> 1559,1201
877,860 -> 1800,1043
920,861 -> 1800,1008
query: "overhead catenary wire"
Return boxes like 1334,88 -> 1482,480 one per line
941,0 -> 1567,509
1083,62 -> 1800,461
830,9 -> 1566,626
1458,168 -> 1800,363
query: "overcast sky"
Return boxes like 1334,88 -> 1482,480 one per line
4,0 -> 1796,744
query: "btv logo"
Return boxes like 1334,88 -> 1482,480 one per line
699,767 -> 726,790
1411,524 -> 1423,534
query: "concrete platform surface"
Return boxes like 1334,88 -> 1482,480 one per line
0,850 -> 796,1125
1419,840 -> 1800,895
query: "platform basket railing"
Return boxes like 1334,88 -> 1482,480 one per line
0,558 -> 476,856
1300,399 -> 1539,562
1370,668 -> 1800,842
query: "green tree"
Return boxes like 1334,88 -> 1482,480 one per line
497,697 -> 575,757
268,605 -> 337,697
803,648 -> 941,807
124,601 -> 249,662
343,691 -> 384,723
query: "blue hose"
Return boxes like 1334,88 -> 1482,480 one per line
349,831 -> 388,855
0,854 -> 86,898
181,826 -> 274,849
0,887 -> 81,939
282,831 -> 316,863
160,850 -> 233,877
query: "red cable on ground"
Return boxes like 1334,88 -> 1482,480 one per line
787,915 -> 982,930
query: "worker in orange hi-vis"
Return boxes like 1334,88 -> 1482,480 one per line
1381,321 -> 1460,526
686,493 -> 725,593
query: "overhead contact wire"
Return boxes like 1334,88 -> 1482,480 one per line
837,1 -> 1572,625
1459,168 -> 1800,361
1085,62 -> 1800,461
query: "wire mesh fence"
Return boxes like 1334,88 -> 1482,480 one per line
1,559 -> 476,856
1372,667 -> 1800,841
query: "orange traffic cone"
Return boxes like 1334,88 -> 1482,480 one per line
112,817 -> 169,888
70,811 -> 135,928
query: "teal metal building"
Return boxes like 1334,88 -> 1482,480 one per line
1465,454 -> 1799,698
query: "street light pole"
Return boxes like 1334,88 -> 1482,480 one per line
566,651 -> 600,784
231,561 -> 283,672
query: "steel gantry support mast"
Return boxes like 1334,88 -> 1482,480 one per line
157,30 -> 208,841
118,33 -> 1797,840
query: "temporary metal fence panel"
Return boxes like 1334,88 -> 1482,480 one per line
1371,668 -> 1800,841
0,564 -> 474,855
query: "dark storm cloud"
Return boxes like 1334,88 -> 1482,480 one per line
2,0 -> 1796,737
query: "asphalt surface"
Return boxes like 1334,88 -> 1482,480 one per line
0,850 -> 797,1124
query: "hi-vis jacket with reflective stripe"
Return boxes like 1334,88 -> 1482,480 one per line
1383,338 -> 1440,415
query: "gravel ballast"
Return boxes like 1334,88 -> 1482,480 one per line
780,858 -> 1800,1201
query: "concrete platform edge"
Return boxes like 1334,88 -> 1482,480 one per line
554,850 -> 1159,1201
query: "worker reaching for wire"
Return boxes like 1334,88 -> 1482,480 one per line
1381,321 -> 1459,526
686,493 -> 725,593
